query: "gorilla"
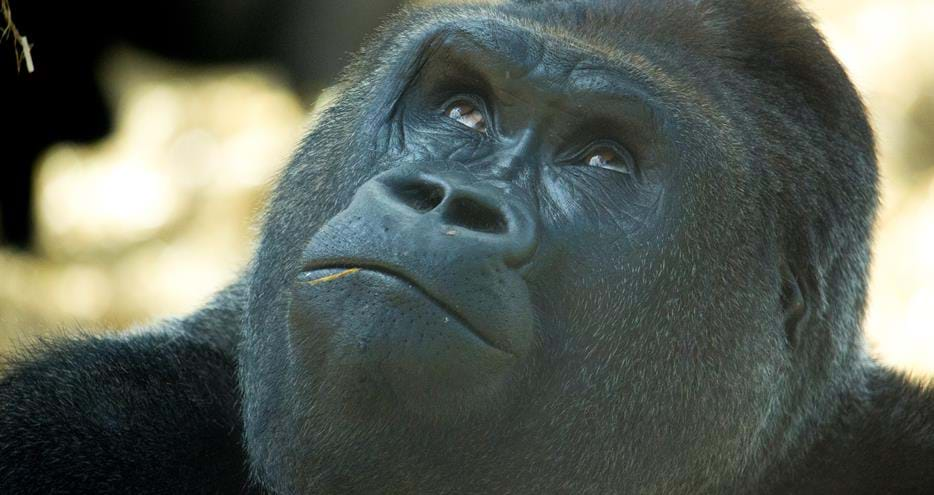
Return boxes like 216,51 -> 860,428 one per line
2,0 -> 932,493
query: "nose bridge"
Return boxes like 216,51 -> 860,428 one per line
490,128 -> 538,182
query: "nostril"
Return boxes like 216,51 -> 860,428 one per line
388,180 -> 446,213
442,197 -> 509,234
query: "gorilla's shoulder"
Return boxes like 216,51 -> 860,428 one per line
763,369 -> 934,495
0,329 -> 260,494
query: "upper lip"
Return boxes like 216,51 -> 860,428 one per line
301,259 -> 511,355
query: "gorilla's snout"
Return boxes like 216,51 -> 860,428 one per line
375,171 -> 539,266
289,168 -> 537,405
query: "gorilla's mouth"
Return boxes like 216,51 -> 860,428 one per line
300,264 -> 508,354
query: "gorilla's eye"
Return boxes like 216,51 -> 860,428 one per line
444,99 -> 487,132
583,145 -> 634,174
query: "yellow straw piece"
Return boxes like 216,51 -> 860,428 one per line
306,268 -> 361,286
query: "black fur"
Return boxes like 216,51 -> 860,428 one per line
0,329 -> 258,493
2,0 -> 933,493
761,369 -> 934,494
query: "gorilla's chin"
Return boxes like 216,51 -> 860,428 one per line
289,267 -> 518,414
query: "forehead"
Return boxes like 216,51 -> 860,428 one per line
363,7 -> 733,151
420,18 -> 671,96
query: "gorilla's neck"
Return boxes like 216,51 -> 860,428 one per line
764,367 -> 934,494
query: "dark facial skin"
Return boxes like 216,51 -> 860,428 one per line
240,2 -> 866,492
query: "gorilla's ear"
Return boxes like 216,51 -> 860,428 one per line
780,261 -> 811,348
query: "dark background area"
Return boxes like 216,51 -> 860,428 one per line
0,0 -> 401,249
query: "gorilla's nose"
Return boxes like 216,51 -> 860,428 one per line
385,175 -> 507,233
376,170 -> 538,267
296,167 -> 538,364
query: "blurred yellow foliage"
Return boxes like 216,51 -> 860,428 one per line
0,52 -> 306,340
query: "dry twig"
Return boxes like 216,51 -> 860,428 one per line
1,0 -> 33,73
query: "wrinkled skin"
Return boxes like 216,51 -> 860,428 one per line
3,1 -> 934,494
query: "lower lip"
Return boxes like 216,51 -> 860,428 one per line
297,266 -> 509,355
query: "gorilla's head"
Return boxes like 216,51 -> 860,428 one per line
239,0 -> 877,492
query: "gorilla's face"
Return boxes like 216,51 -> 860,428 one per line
240,4 -> 834,493
292,26 -> 681,410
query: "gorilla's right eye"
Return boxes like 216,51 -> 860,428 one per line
443,99 -> 487,133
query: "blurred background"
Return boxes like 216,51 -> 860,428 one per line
0,0 -> 932,375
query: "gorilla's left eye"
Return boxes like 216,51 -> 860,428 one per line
443,99 -> 487,132
582,144 -> 634,174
